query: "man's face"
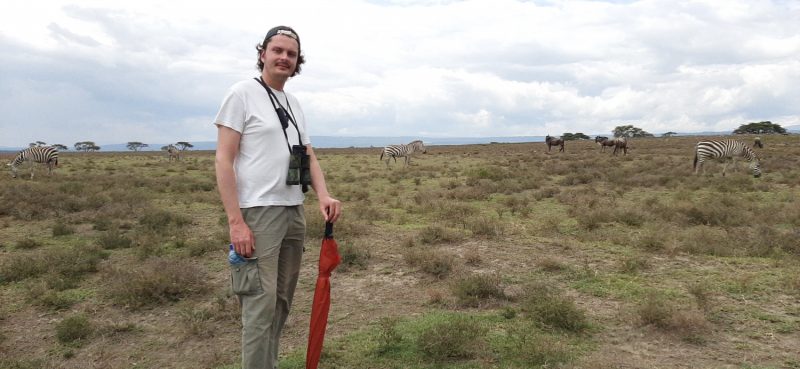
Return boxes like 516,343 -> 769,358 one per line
260,35 -> 299,80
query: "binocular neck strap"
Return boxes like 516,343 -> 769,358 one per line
254,78 -> 302,152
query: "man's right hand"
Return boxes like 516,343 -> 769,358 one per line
230,221 -> 255,258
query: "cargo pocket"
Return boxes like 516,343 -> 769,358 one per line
230,258 -> 262,295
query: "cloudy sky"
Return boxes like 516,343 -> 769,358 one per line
1,0 -> 799,148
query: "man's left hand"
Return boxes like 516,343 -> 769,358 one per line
319,196 -> 342,223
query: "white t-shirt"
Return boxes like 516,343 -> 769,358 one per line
214,78 -> 311,208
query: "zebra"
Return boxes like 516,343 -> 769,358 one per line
754,137 -> 763,148
167,144 -> 181,162
8,146 -> 59,179
380,140 -> 426,169
693,140 -> 761,178
545,135 -> 564,152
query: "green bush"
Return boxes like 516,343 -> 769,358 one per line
104,257 -> 207,308
521,285 -> 589,333
450,274 -> 505,307
637,291 -> 675,328
186,239 -> 221,257
15,238 -> 42,250
337,241 -> 371,272
52,222 -> 75,237
97,231 -> 132,250
403,249 -> 453,278
416,315 -> 486,359
55,314 -> 93,344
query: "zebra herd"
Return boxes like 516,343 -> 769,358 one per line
4,137 -> 770,179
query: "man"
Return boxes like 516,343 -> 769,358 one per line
214,25 -> 342,369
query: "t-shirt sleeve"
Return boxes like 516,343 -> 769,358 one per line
213,89 -> 246,133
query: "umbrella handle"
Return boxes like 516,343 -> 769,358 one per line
324,209 -> 333,239
325,221 -> 333,239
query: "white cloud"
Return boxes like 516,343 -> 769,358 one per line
1,0 -> 800,147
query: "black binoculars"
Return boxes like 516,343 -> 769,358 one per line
287,145 -> 312,191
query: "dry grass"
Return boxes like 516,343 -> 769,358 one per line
1,136 -> 799,368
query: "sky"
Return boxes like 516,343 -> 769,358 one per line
1,0 -> 799,148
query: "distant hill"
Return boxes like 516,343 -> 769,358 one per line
2,128 -> 798,153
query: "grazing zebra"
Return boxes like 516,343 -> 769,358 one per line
754,137 -> 763,148
167,144 -> 181,162
545,135 -> 564,152
8,146 -> 59,179
693,140 -> 761,178
380,140 -> 426,169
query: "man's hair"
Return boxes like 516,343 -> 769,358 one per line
256,26 -> 305,77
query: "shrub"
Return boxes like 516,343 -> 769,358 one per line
403,249 -> 454,278
92,216 -> 113,231
520,285 -> 589,333
417,226 -> 462,244
97,231 -> 132,250
0,254 -> 47,283
620,256 -> 650,275
139,210 -> 193,232
337,240 -> 371,272
186,239 -> 221,257
466,216 -> 504,237
52,223 -> 75,237
104,257 -> 207,308
450,274 -> 505,307
502,320 -> 574,366
15,238 -> 42,250
56,314 -> 93,344
376,316 -> 404,353
637,291 -> 674,328
416,315 -> 486,359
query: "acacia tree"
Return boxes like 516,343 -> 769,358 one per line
662,132 -> 677,137
613,125 -> 654,138
562,133 -> 591,141
75,141 -> 99,152
52,144 -> 68,151
175,142 -> 194,151
732,121 -> 786,134
126,142 -> 149,151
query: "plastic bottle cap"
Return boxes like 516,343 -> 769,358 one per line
229,244 -> 233,250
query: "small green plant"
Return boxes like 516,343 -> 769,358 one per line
376,316 -> 404,353
620,256 -> 650,274
55,314 -> 93,344
92,216 -> 113,231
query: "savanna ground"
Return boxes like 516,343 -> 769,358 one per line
1,134 -> 799,369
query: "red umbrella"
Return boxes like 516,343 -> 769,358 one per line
306,221 -> 342,369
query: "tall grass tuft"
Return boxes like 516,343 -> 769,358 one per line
55,314 -> 93,344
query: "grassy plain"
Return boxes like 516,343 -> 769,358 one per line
0,134 -> 799,368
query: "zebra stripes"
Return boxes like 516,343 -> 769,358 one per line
380,140 -> 426,169
693,140 -> 761,178
8,146 -> 59,179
